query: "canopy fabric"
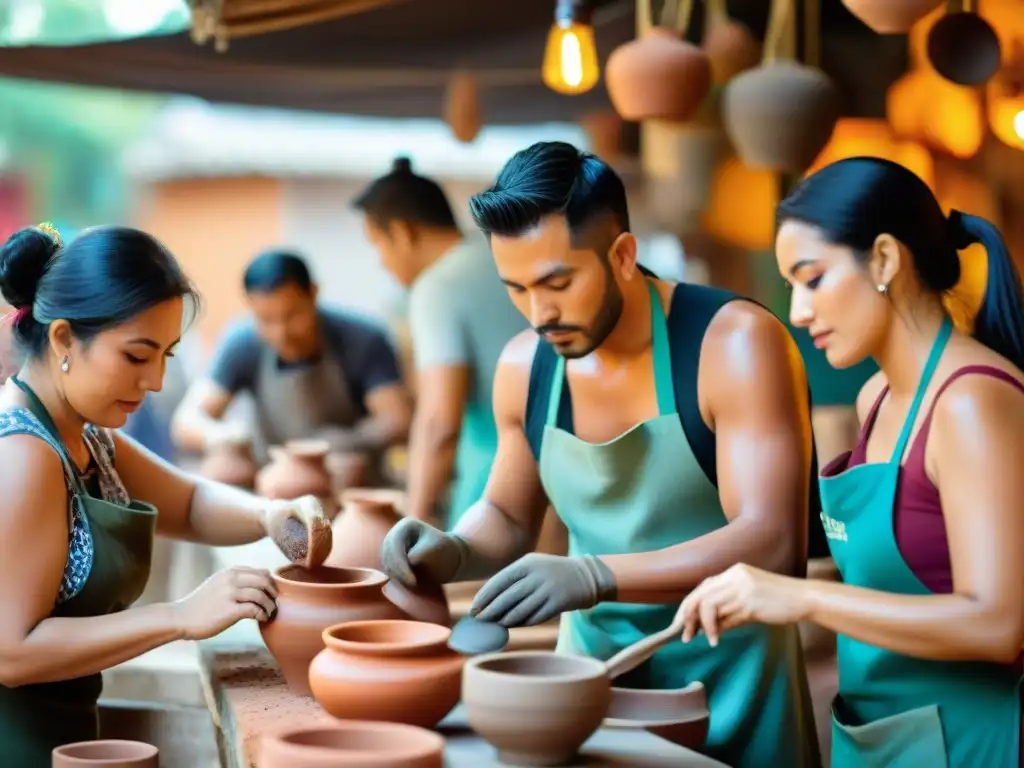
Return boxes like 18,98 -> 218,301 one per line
0,1 -> 904,124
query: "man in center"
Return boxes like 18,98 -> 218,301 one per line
381,142 -> 821,766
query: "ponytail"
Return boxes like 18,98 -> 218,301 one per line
948,210 -> 1024,370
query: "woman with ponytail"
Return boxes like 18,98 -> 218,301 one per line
677,157 -> 1024,767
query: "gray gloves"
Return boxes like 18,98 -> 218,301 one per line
469,553 -> 617,627
380,518 -> 467,587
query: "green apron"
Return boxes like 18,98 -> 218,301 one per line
448,400 -> 497,530
819,316 -> 1022,768
0,380 -> 157,767
539,281 -> 821,768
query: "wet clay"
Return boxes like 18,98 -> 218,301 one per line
261,722 -> 444,768
52,739 -> 158,767
447,616 -> 509,655
463,652 -> 612,766
259,566 -> 405,695
309,620 -> 463,729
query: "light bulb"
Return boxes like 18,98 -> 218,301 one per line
542,1 -> 600,95
1014,109 -> 1024,140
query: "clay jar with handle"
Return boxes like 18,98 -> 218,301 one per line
309,620 -> 463,729
261,722 -> 444,768
52,740 -> 158,767
841,0 -> 944,34
199,436 -> 258,489
256,439 -> 338,516
259,566 -> 405,695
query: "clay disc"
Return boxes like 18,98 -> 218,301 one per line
447,616 -> 510,655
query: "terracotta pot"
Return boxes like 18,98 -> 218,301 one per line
326,489 -> 403,570
199,437 -> 258,488
261,722 -> 444,768
325,489 -> 451,625
325,451 -> 369,494
722,60 -> 840,173
260,565 -> 405,694
841,0 -> 944,34
52,740 -> 158,767
463,651 -> 612,766
703,20 -> 761,84
256,440 -> 337,515
309,620 -> 463,728
605,27 -> 711,122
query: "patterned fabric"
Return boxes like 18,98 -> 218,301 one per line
0,408 -> 127,605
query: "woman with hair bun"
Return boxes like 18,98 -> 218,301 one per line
0,224 -> 330,765
678,158 -> 1024,767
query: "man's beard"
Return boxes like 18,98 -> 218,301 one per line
537,277 -> 624,360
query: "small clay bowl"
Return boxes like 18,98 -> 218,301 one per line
52,739 -> 158,767
605,683 -> 710,750
463,650 -> 612,766
261,722 -> 444,768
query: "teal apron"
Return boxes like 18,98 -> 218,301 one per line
0,379 -> 157,767
819,316 -> 1022,768
539,281 -> 821,768
448,401 -> 496,530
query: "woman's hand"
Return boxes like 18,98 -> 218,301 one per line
680,563 -> 813,647
172,566 -> 278,641
263,495 -> 333,567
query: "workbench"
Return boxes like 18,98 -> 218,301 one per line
197,635 -> 727,768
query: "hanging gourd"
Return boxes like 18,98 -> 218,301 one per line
722,0 -> 840,173
700,157 -> 779,251
841,0 -> 944,34
806,118 -> 935,190
887,69 -> 984,159
701,0 -> 761,84
444,71 -> 482,144
926,0 -> 1001,86
605,0 -> 711,122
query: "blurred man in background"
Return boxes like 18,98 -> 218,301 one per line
354,156 -> 528,529
172,249 -> 411,476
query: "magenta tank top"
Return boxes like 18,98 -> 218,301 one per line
823,365 -> 1024,593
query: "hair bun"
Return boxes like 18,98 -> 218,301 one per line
391,156 -> 413,174
946,209 -> 978,251
0,226 -> 59,309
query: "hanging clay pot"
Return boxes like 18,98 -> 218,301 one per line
444,71 -> 481,144
260,565 -> 405,694
52,740 -> 158,767
326,489 -> 451,626
701,0 -> 760,84
256,439 -> 338,516
261,722 -> 444,768
605,0 -> 710,123
841,0 -> 944,34
927,11 -> 1001,86
199,436 -> 258,489
309,620 -> 464,728
723,61 -> 840,173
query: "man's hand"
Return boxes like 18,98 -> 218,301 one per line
380,518 -> 465,587
469,553 -> 617,627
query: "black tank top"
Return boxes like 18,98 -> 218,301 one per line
523,279 -> 828,561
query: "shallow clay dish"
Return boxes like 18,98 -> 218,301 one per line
463,650 -> 611,767
261,722 -> 444,768
52,739 -> 158,767
604,683 -> 710,750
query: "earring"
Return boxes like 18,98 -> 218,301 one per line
876,284 -> 888,294
60,356 -> 69,373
